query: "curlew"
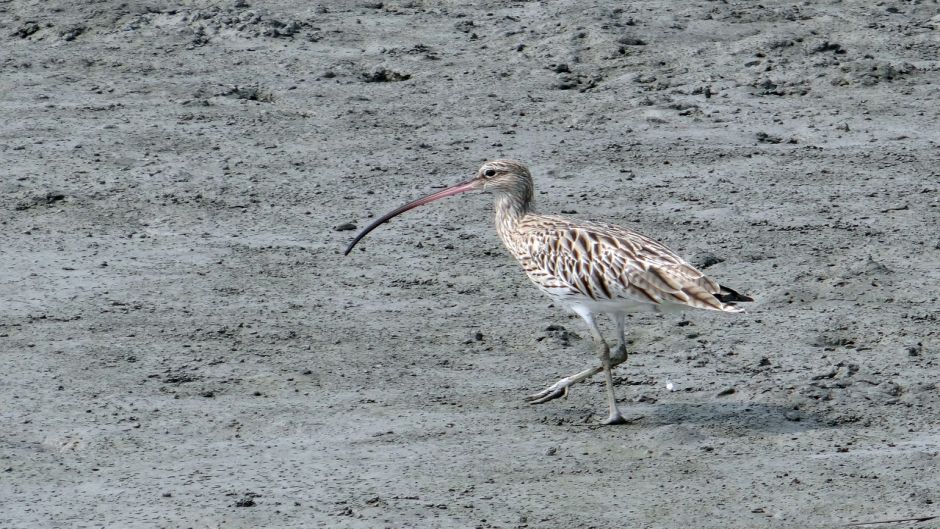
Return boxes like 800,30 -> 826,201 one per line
344,160 -> 753,425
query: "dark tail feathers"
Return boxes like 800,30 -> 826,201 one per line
715,285 -> 754,304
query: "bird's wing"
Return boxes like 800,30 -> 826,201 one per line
516,216 -> 733,311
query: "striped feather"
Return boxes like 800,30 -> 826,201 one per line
504,215 -> 746,313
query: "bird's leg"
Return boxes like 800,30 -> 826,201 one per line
526,364 -> 603,404
580,312 -> 626,425
613,313 -> 629,364
528,309 -> 627,424
526,314 -> 629,405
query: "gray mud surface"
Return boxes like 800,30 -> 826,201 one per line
2,1 -> 939,528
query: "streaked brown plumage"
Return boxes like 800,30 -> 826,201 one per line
345,159 -> 753,425
504,214 -> 746,312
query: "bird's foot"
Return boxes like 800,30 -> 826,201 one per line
525,378 -> 574,404
526,365 -> 603,404
612,345 -> 627,363
601,411 -> 628,426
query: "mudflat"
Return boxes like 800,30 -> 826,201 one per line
2,1 -> 938,528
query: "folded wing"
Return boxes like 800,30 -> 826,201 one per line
513,216 -> 750,313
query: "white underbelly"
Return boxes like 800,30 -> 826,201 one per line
537,284 -> 686,315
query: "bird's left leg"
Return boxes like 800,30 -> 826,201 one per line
526,364 -> 603,404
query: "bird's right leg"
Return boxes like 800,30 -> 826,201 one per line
526,313 -> 629,405
580,310 -> 627,425
613,313 -> 628,363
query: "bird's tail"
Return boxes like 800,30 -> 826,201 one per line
715,285 -> 754,305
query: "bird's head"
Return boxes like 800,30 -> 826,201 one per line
474,159 -> 533,196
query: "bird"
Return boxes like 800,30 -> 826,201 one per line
344,159 -> 753,425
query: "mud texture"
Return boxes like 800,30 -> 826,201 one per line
2,1 -> 939,528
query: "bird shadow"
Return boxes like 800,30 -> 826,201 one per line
632,401 -> 825,435
545,400 -> 828,436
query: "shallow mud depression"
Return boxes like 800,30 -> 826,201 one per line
2,1 -> 939,528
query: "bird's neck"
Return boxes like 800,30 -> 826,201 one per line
494,193 -> 532,240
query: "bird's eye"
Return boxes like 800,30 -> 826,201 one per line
483,169 -> 496,177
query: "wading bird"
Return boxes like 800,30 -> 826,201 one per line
345,160 -> 752,425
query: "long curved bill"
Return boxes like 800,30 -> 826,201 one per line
343,178 -> 481,255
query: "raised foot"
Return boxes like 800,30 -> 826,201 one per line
525,379 -> 572,405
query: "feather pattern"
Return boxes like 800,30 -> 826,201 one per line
498,213 -> 748,314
